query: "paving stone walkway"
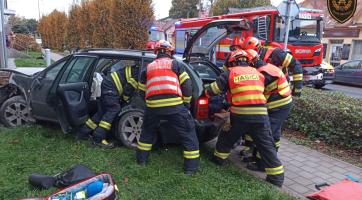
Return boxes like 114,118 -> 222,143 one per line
220,137 -> 362,198
7,58 -> 16,69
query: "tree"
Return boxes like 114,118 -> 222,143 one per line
9,16 -> 38,35
38,0 -> 154,50
169,0 -> 199,18
211,0 -> 270,16
112,0 -> 154,49
38,10 -> 68,50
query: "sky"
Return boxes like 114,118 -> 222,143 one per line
6,0 -> 303,20
7,0 -> 172,20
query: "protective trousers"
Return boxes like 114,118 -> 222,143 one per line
214,114 -> 284,187
136,106 -> 200,172
269,103 -> 292,150
79,79 -> 121,143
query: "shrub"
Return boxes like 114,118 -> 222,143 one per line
285,87 -> 362,151
11,34 -> 40,51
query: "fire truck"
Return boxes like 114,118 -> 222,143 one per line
146,26 -> 166,50
174,7 -> 325,85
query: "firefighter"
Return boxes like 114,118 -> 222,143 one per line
241,37 -> 303,97
205,49 -> 284,187
77,62 -> 140,148
223,36 -> 243,70
244,49 -> 293,171
136,40 -> 199,175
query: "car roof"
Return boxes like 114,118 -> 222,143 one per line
74,48 -> 156,59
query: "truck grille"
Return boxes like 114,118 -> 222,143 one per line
299,59 -> 314,65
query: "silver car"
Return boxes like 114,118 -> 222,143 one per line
334,60 -> 362,86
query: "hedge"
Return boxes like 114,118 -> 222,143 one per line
285,87 -> 362,151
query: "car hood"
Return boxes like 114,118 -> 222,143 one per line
1,67 -> 45,76
183,19 -> 250,62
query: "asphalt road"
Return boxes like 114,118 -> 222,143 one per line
323,83 -> 362,99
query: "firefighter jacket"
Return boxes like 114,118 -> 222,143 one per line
138,55 -> 192,114
109,65 -> 139,102
258,47 -> 303,95
205,63 -> 268,122
254,60 -> 292,110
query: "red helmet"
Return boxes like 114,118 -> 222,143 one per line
245,49 -> 259,64
229,36 -> 243,51
227,49 -> 248,64
154,40 -> 174,55
242,37 -> 260,50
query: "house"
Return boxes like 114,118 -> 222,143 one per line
300,0 -> 362,66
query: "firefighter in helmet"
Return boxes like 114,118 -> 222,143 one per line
77,60 -> 140,148
223,36 -> 243,70
136,40 -> 199,175
204,49 -> 284,187
243,49 -> 293,171
241,37 -> 303,97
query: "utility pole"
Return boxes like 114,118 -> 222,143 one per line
283,0 -> 292,51
0,0 -> 8,68
38,0 -> 41,20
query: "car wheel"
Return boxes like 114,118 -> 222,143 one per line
0,95 -> 35,127
115,107 -> 144,149
314,83 -> 325,89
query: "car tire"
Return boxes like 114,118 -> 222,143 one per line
314,83 -> 325,89
115,106 -> 145,149
0,95 -> 35,127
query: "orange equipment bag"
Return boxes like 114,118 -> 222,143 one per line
306,179 -> 362,200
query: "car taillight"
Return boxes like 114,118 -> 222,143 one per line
196,97 -> 209,120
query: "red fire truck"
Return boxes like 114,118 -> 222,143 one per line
174,7 -> 325,85
146,26 -> 166,50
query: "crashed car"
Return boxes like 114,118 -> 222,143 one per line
0,19 -> 250,148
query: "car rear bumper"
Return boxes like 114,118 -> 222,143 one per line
158,118 -> 222,144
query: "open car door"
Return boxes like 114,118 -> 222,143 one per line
183,19 -> 250,63
47,55 -> 98,133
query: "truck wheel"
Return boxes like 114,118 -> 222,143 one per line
314,83 -> 325,89
115,107 -> 144,149
0,95 -> 34,127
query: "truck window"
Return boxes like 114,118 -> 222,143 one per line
176,30 -> 186,54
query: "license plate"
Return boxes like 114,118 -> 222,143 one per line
304,74 -> 323,81
325,80 -> 333,84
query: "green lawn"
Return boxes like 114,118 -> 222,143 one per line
0,125 -> 296,200
14,51 -> 46,67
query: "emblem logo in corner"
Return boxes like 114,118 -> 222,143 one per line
327,0 -> 357,24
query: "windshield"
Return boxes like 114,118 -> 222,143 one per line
191,26 -> 227,56
149,30 -> 165,41
274,16 -> 321,43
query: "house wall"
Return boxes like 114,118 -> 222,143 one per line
301,0 -> 362,66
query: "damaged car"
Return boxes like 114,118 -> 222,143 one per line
0,19 -> 250,148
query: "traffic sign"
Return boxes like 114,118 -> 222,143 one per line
277,0 -> 300,20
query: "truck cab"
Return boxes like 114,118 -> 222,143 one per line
174,7 -> 325,86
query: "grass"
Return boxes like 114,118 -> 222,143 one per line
0,125 -> 296,200
14,51 -> 46,67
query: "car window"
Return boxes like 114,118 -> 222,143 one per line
60,56 -> 96,83
191,62 -> 218,79
109,59 -> 142,72
342,61 -> 360,69
44,60 -> 67,80
96,58 -> 120,75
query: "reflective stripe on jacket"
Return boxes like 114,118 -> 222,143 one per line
145,57 -> 183,107
258,63 -> 292,99
228,66 -> 266,106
